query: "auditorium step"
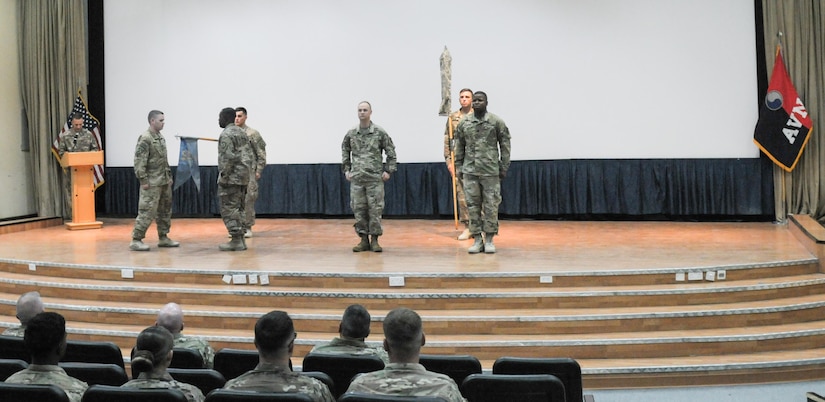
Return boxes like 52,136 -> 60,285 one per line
1,217 -> 824,389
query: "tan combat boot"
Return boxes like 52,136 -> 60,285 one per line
352,235 -> 370,252
370,235 -> 382,252
130,239 -> 149,251
468,236 -> 484,254
219,233 -> 247,251
158,235 -> 180,248
483,233 -> 496,254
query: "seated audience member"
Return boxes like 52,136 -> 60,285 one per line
3,291 -> 45,337
4,312 -> 88,402
345,307 -> 466,402
122,326 -> 205,402
222,310 -> 334,402
309,304 -> 389,363
156,302 -> 215,368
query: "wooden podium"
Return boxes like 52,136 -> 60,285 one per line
61,151 -> 103,230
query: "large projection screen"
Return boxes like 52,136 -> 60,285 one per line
104,0 -> 758,167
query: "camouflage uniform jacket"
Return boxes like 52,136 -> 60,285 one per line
309,337 -> 389,363
58,128 -> 99,157
223,362 -> 335,402
454,112 -> 511,177
346,362 -> 466,402
2,325 -> 25,337
443,109 -> 472,160
174,332 -> 215,368
134,128 -> 172,187
4,364 -> 89,402
341,122 -> 397,183
218,123 -> 253,186
122,372 -> 205,402
240,125 -> 267,174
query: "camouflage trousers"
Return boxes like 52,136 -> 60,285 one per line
350,180 -> 385,236
244,174 -> 258,230
219,183 -> 247,235
463,174 -> 501,235
61,169 -> 73,220
454,170 -> 469,224
132,183 -> 173,240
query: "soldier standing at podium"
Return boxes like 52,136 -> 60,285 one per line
57,112 -> 99,220
130,110 -> 180,251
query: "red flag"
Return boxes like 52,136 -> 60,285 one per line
52,92 -> 105,188
753,46 -> 814,172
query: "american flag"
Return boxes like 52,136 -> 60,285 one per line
52,93 -> 104,188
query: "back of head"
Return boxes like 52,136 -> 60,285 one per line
383,307 -> 423,360
24,312 -> 66,361
156,302 -> 184,334
254,310 -> 294,356
219,107 -> 236,128
147,110 -> 163,123
132,326 -> 174,373
340,304 -> 371,339
16,291 -> 45,325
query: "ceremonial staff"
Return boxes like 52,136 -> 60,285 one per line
439,46 -> 459,229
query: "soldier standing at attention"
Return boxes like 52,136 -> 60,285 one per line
345,307 -> 466,401
57,112 -> 100,219
444,88 -> 474,240
4,312 -> 89,402
454,91 -> 511,254
217,107 -> 254,251
130,110 -> 180,251
342,101 -> 397,252
234,107 -> 266,239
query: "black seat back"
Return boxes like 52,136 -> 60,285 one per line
460,373 -> 566,402
64,339 -> 124,368
419,354 -> 481,388
59,362 -> 129,386
81,384 -> 188,402
301,352 -> 385,398
492,357 -> 582,402
0,358 -> 28,381
0,382 -> 71,402
205,389 -> 315,402
168,368 -> 227,396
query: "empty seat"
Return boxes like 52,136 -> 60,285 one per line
168,368 -> 227,396
59,362 -> 128,386
213,348 -> 260,381
204,389 -> 315,402
418,354 -> 481,388
81,384 -> 188,402
301,352 -> 385,398
0,358 -> 28,381
492,357 -> 583,402
0,382 -> 70,402
460,373 -> 566,402
338,393 -> 448,402
64,339 -> 124,368
0,334 -> 28,362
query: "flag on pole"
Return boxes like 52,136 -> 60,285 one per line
753,46 -> 814,172
52,92 -> 105,188
174,137 -> 201,191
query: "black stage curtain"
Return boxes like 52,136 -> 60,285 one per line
102,159 -> 772,220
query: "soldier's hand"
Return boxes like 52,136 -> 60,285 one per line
382,172 -> 390,182
345,172 -> 353,181
141,183 -> 150,190
499,170 -> 507,179
446,161 -> 455,176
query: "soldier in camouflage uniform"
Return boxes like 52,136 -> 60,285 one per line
2,291 -> 44,337
235,107 -> 266,239
217,107 -> 254,251
130,110 -> 180,251
155,302 -> 215,368
454,91 -> 511,254
309,304 -> 389,363
345,307 -> 466,401
222,310 -> 335,402
342,101 -> 397,252
123,326 -> 205,402
444,88 -> 474,240
5,312 -> 88,402
58,112 -> 100,220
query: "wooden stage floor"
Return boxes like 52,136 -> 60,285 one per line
0,218 -> 812,274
